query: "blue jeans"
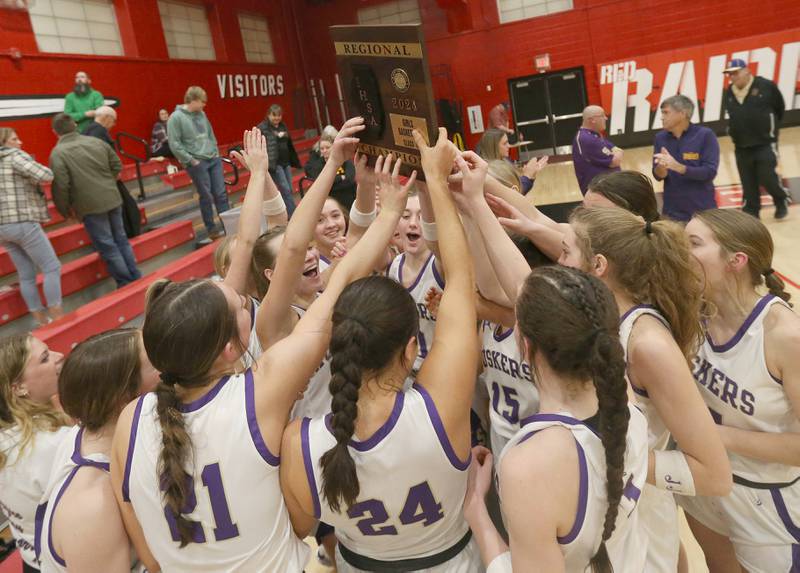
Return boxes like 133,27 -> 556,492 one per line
0,221 -> 62,312
186,157 -> 230,232
82,206 -> 141,286
271,164 -> 296,218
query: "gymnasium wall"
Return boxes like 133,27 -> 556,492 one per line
294,0 -> 800,148
0,0 -> 307,163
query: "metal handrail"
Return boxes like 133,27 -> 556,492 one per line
221,156 -> 239,187
115,131 -> 151,201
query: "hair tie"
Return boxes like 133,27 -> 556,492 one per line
644,221 -> 653,235
159,372 -> 179,386
764,268 -> 775,277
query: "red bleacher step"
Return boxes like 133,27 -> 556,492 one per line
43,204 -> 147,229
0,224 -> 89,278
0,221 -> 194,325
35,241 -> 217,354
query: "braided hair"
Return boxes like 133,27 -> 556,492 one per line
516,266 -> 629,572
320,276 -> 418,512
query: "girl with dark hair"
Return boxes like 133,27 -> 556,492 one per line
110,118 -> 411,572
464,266 -> 649,572
0,335 -> 70,573
36,328 -> 159,572
280,129 -> 482,571
681,209 -> 800,573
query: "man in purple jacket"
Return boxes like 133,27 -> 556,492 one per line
572,105 -> 623,195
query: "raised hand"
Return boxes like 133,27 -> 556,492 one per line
486,194 -> 537,236
522,155 -> 549,179
411,127 -> 457,182
454,150 -> 489,201
375,153 -> 417,215
230,127 -> 269,174
330,117 -> 366,166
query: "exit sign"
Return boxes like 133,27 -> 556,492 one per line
535,53 -> 551,72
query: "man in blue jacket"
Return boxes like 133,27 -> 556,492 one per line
652,95 -> 719,222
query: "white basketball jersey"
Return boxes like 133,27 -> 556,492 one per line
619,305 -> 671,451
36,426 -> 116,573
289,304 -> 333,420
302,384 -> 475,565
692,294 -> 800,484
121,370 -> 309,572
500,406 -> 649,573
479,321 -> 539,454
386,252 -> 444,371
0,425 -> 71,569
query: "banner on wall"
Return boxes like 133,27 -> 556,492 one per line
597,29 -> 800,148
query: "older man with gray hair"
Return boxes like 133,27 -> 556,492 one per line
83,105 -> 117,147
652,94 -> 719,221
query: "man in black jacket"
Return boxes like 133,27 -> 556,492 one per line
724,59 -> 789,219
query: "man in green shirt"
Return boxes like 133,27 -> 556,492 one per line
64,71 -> 104,133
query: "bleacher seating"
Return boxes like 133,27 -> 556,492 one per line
0,130 -> 319,351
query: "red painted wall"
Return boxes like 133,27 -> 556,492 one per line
3,0 -> 800,161
0,0 -> 308,163
294,0 -> 800,148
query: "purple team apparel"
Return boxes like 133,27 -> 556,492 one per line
572,127 -> 621,195
652,124 -> 719,222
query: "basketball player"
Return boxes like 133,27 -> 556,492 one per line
385,179 -> 445,372
110,117 -> 412,572
681,209 -> 800,573
280,128 -> 483,571
463,266 -> 649,572
0,335 -> 71,573
36,329 -> 159,572
468,196 -> 732,571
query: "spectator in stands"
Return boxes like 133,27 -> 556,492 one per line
653,94 -> 719,222
64,71 -> 104,134
258,104 -> 301,218
572,105 -> 623,195
477,128 -> 547,194
304,128 -> 357,209
150,108 -> 173,160
488,102 -> 519,144
167,86 -> 229,239
83,105 -> 116,146
0,127 -> 64,325
49,113 -> 141,287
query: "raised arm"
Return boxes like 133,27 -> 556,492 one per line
257,117 -> 366,351
414,128 -> 477,461
223,128 -> 269,296
344,152 -> 377,244
458,168 -> 531,305
254,152 -> 414,450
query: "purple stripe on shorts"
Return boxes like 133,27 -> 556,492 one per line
557,439 -> 588,545
301,417 -> 322,519
706,294 -> 775,353
770,487 -> 800,543
323,391 -> 405,451
177,374 -> 231,413
412,383 -> 471,471
244,368 -> 280,466
122,395 -> 146,502
48,466 -> 80,567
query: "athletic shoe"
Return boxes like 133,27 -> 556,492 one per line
208,227 -> 226,240
775,199 -> 789,220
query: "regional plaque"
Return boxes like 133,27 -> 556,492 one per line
330,24 -> 438,180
